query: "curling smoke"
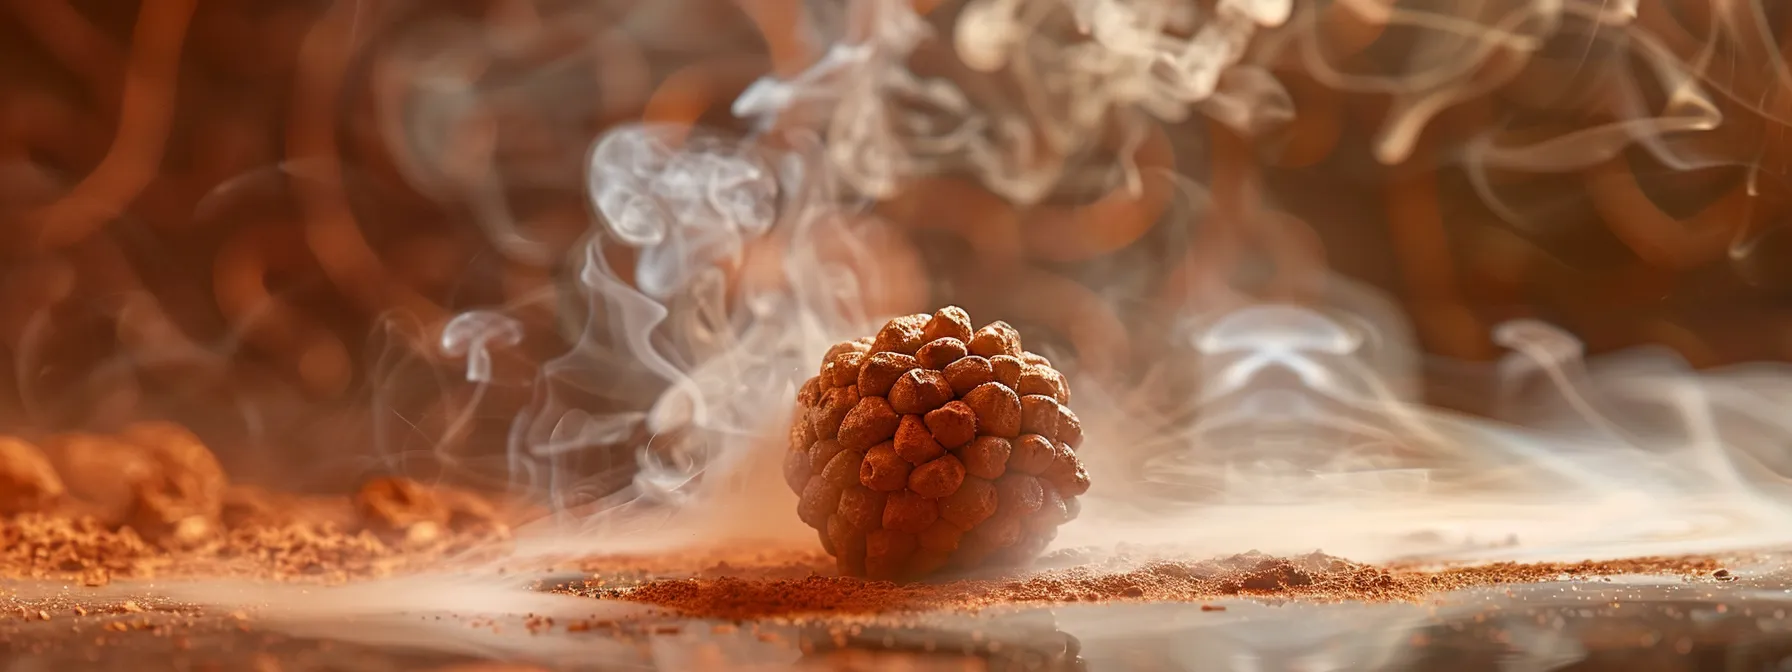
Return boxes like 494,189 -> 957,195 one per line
421,0 -> 1792,568
496,122 -> 926,559
1060,304 -> 1792,562
736,0 -> 1294,204
65,0 -> 1792,664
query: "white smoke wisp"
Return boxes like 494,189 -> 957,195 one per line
495,122 -> 929,563
1271,0 -> 1781,274
100,1 -> 1792,663
452,0 -> 1792,569
1060,302 -> 1792,564
956,0 -> 1293,130
735,0 -> 1294,206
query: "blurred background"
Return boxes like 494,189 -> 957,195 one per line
0,0 -> 1787,502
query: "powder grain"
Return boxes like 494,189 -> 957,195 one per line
577,551 -> 1734,620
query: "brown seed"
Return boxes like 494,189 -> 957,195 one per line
990,356 -> 1025,389
865,529 -> 918,580
1034,485 -> 1071,527
827,514 -> 867,574
882,490 -> 939,533
1058,408 -> 1084,449
808,439 -> 846,476
1019,395 -> 1063,440
1023,507 -> 1064,537
797,376 -> 824,409
996,474 -> 1044,515
789,412 -> 816,452
942,356 -> 995,396
893,415 -> 944,464
940,477 -> 998,528
968,321 -> 1022,358
908,454 -> 966,499
857,352 -> 918,397
995,527 -> 1055,566
837,485 -> 887,530
923,401 -> 978,448
821,448 -> 867,488
1044,447 -> 1092,497
959,436 -> 1011,480
1026,362 -> 1071,404
838,397 -> 901,451
916,337 -> 968,370
922,306 -> 974,343
782,448 -> 811,495
798,308 -> 1091,577
889,369 -> 953,415
860,442 -> 911,492
1017,365 -> 1061,399
970,512 -> 1024,549
871,314 -> 930,355
909,549 -> 954,577
823,351 -> 865,387
961,383 -> 1021,438
811,385 -> 860,440
1009,434 -> 1056,475
1055,463 -> 1092,498
952,532 -> 999,570
835,548 -> 861,577
956,545 -> 998,570
823,340 -> 871,367
918,520 -> 965,552
797,478 -> 841,528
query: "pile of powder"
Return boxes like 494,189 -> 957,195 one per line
0,514 -> 166,583
0,511 -> 508,585
0,484 -> 515,584
574,551 -> 1734,620
0,423 -> 520,584
568,548 -> 841,582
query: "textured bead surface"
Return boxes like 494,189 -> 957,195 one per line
786,307 -> 1088,580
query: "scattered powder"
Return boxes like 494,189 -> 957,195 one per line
568,547 -> 840,582
0,489 -> 512,584
0,426 -> 1748,623
0,427 -> 515,584
0,514 -> 166,583
0,511 -> 509,585
571,550 -> 1736,620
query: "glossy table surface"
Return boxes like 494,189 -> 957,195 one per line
7,558 -> 1792,672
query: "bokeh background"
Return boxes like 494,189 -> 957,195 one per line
1,0 -> 1787,498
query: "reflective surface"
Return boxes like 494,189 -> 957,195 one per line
9,562 -> 1792,671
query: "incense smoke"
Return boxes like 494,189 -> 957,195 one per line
418,0 -> 1792,567
75,0 -> 1792,666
